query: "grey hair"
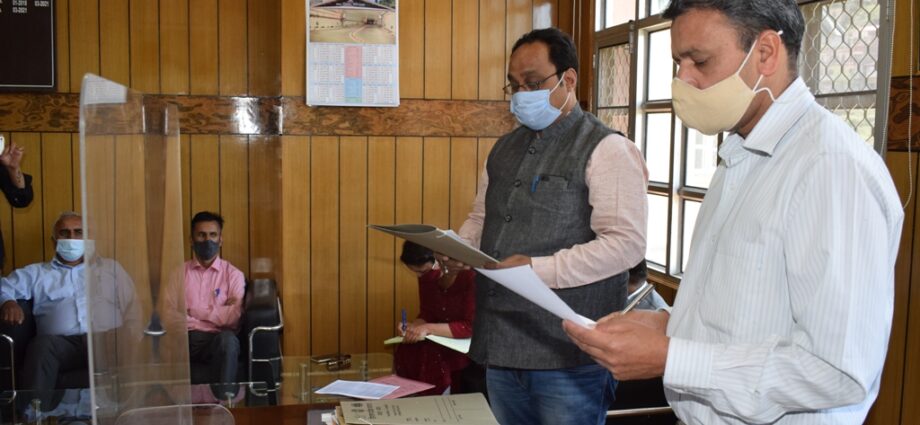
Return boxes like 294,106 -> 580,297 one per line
52,211 -> 82,234
662,0 -> 804,73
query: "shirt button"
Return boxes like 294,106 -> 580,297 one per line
513,179 -> 522,187
527,146 -> 536,154
504,215 -> 512,222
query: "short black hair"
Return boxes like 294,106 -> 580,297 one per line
400,240 -> 434,267
662,0 -> 804,71
191,211 -> 224,231
628,260 -> 648,284
511,27 -> 579,75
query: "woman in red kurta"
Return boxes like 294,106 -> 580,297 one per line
394,241 -> 476,395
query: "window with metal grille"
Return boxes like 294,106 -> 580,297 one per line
593,0 -> 894,285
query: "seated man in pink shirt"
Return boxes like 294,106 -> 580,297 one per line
184,211 -> 246,396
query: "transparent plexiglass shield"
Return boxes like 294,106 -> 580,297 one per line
80,74 -> 199,424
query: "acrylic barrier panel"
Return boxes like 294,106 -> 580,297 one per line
80,74 -> 196,424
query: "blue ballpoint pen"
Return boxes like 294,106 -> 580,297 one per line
401,308 -> 407,334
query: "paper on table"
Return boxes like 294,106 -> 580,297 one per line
476,265 -> 596,328
340,393 -> 498,424
383,335 -> 471,354
369,374 -> 436,399
315,380 -> 398,400
368,224 -> 497,268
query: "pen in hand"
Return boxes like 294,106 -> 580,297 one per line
621,282 -> 654,315
401,308 -> 408,334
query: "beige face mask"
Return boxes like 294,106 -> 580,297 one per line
671,31 -> 783,136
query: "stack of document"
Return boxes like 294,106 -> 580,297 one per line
370,223 -> 596,328
335,393 -> 498,424
315,375 -> 435,400
384,335 -> 471,354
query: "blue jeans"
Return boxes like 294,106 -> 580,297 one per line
486,363 -> 616,425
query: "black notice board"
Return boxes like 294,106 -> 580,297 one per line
0,0 -> 55,91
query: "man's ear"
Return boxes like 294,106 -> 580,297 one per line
563,68 -> 578,91
755,31 -> 784,77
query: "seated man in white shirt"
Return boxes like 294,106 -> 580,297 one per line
0,212 -> 136,413
564,1 -> 903,424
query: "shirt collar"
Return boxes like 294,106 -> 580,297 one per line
192,256 -> 223,271
51,258 -> 85,270
535,103 -> 583,140
738,77 -> 813,156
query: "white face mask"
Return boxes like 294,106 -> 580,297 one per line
56,239 -> 85,262
510,75 -> 572,131
671,31 -> 783,135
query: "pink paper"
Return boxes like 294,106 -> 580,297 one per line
370,374 -> 435,399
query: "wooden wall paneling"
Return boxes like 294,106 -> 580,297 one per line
448,137 -> 477,231
218,135 -> 250,275
189,135 -> 221,215
557,0 -> 574,35
160,0 -> 190,94
892,0 -> 919,77
112,135 -> 153,329
424,0 -> 452,99
40,134 -> 75,261
532,0 -> 557,29
422,137 -> 450,228
398,0 -> 425,99
310,136 -> 340,354
451,0 -> 479,100
72,134 -> 82,215
867,152 -> 916,424
69,0 -> 100,92
394,137 -> 422,321
248,135 -> 281,279
189,0 -> 220,95
477,137 -> 496,181
130,0 -> 161,93
479,0 -> 506,101
247,0 -> 281,96
56,0 -> 71,93
281,135 -> 311,356
506,0 -> 533,70
11,133 -> 44,269
367,136 -> 396,352
180,135 -> 191,259
0,132 -> 11,275
900,152 -> 920,424
100,0 -> 131,86
280,0 -> 306,96
82,135 -> 115,273
339,136 -> 368,355
219,0 -> 249,96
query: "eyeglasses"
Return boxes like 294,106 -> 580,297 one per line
502,71 -> 561,95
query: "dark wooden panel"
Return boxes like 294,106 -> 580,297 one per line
189,0 -> 219,95
887,76 -> 920,151
247,0 -> 281,96
248,135 -> 281,280
0,94 -> 515,137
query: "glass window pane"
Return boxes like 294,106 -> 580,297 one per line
684,128 -> 718,188
647,194 -> 669,267
598,45 -> 631,108
682,200 -> 701,272
647,29 -> 673,100
648,0 -> 670,16
598,108 -> 630,135
645,113 -> 672,183
606,0 -> 636,28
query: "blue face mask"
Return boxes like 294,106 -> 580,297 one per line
510,76 -> 571,131
56,239 -> 85,262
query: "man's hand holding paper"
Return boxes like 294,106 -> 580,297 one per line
562,311 -> 669,381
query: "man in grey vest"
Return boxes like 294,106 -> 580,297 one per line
448,27 -> 649,425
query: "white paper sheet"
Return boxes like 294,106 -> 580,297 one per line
315,380 -> 398,400
475,265 -> 596,328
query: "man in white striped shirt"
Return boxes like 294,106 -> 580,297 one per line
564,1 -> 904,423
